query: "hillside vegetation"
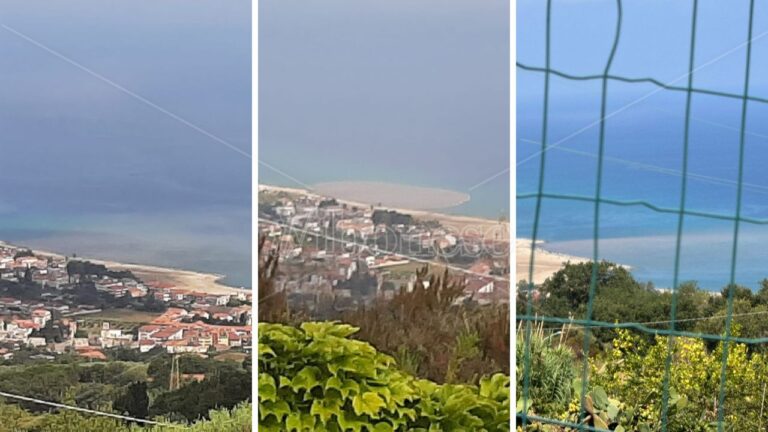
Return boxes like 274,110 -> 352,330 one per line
517,261 -> 768,431
0,402 -> 251,432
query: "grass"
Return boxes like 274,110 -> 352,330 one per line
384,262 -> 456,280
77,309 -> 163,335
214,352 -> 248,363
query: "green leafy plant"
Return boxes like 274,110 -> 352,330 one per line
259,321 -> 510,431
576,386 -> 630,431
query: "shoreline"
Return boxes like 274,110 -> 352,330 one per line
0,240 -> 245,295
516,238 -> 589,284
258,183 -> 509,239
313,181 -> 472,211
516,238 -> 632,285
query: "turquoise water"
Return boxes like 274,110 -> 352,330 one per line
0,211 -> 251,288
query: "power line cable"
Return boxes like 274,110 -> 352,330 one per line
0,391 -> 183,428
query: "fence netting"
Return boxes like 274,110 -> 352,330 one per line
517,0 -> 758,431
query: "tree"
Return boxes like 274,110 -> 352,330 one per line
13,249 -> 35,260
113,381 -> 149,419
72,281 -> 102,307
23,268 -> 33,283
136,289 -> 167,313
539,261 -> 641,316
258,235 -> 286,323
755,279 -> 768,305
720,284 -> 754,305
150,364 -> 250,421
242,354 -> 252,373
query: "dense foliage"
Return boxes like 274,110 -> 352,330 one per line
66,260 -> 136,281
259,321 -> 510,431
515,324 -> 574,417
345,266 -> 509,384
0,401 -> 251,432
259,234 -> 510,430
0,361 -> 144,412
0,353 -> 251,427
371,210 -> 413,226
517,261 -> 768,431
259,235 -> 509,385
113,382 -> 149,420
517,326 -> 768,431
150,361 -> 251,422
519,261 -> 768,344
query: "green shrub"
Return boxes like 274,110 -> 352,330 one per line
515,324 -> 575,419
259,321 -> 510,431
0,403 -> 251,432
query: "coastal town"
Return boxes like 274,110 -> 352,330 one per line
258,186 -> 510,316
0,244 -> 251,362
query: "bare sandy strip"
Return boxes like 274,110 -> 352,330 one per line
516,238 -> 589,284
1,241 -> 242,295
259,184 -> 509,240
99,262 -> 242,295
313,181 -> 470,210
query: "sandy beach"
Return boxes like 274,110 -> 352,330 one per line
516,238 -> 589,284
99,261 -> 243,295
259,183 -> 509,240
0,241 -> 243,295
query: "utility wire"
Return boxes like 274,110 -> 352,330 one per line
0,391 -> 183,428
526,308 -> 768,331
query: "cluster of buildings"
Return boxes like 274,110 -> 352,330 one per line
265,195 -> 465,251
149,282 -> 236,306
0,245 -> 148,299
259,191 -> 510,316
0,248 -> 68,288
0,297 -> 81,360
0,244 -> 252,362
136,307 -> 250,354
0,294 -> 252,362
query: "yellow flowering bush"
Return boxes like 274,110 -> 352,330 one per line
587,328 -> 768,432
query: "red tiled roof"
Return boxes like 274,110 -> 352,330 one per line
79,350 -> 107,360
153,328 -> 183,339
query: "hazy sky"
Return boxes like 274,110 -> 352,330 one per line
260,0 -> 510,202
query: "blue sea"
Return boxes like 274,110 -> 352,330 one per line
518,0 -> 768,291
518,80 -> 768,290
0,1 -> 251,287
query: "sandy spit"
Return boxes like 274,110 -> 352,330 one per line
515,238 -> 589,285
